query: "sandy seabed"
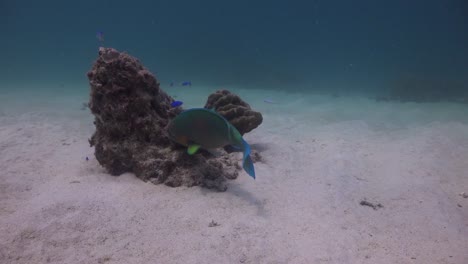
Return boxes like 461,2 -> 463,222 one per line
1,86 -> 467,264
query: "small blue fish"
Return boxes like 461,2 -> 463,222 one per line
171,100 -> 183,107
181,81 -> 192,87
169,81 -> 174,87
96,31 -> 104,43
263,98 -> 276,104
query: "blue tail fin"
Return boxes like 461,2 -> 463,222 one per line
241,138 -> 256,179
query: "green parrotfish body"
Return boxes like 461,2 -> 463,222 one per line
167,108 -> 256,179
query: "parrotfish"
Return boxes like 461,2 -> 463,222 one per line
167,108 -> 256,179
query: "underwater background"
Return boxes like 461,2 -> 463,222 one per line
2,1 -> 468,263
1,0 -> 467,98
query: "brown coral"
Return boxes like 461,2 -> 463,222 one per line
204,90 -> 263,135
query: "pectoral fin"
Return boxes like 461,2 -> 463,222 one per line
187,144 -> 201,155
206,149 -> 223,157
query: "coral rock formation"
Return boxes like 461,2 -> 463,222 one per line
204,90 -> 263,135
87,47 -> 239,191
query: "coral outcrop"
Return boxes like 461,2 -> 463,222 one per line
87,47 -> 240,191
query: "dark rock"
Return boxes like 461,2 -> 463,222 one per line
87,47 -> 239,191
204,89 -> 263,135
250,150 -> 262,163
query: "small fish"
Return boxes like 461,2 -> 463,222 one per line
96,31 -> 104,43
171,100 -> 183,107
85,156 -> 89,161
263,98 -> 276,104
181,81 -> 192,87
169,81 -> 174,87
80,102 -> 88,110
167,108 -> 256,179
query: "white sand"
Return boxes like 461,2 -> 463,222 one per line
1,87 -> 467,264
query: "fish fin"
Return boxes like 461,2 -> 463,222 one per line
243,154 -> 256,179
224,145 -> 242,153
206,148 -> 222,157
241,138 -> 256,179
187,144 -> 201,155
231,144 -> 242,150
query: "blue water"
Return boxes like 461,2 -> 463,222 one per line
1,0 -> 467,97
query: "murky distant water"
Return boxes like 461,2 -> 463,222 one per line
1,0 -> 467,102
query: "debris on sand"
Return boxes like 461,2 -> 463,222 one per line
360,199 -> 383,210
208,220 -> 220,227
